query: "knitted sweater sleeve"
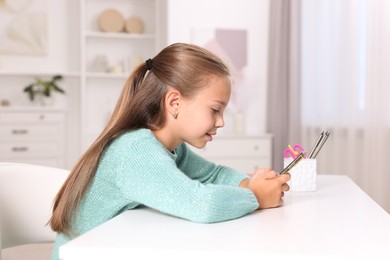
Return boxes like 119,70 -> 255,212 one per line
101,133 -> 259,223
175,143 -> 250,187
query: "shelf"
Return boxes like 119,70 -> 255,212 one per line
85,72 -> 129,79
0,106 -> 67,112
0,71 -> 81,77
85,32 -> 155,40
80,0 -> 163,152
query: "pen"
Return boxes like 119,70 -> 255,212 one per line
308,131 -> 325,159
312,131 -> 330,159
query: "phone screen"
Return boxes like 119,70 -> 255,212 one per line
280,152 -> 305,175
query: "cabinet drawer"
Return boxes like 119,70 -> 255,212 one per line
0,124 -> 60,139
0,141 -> 60,156
0,112 -> 64,123
196,138 -> 271,157
0,110 -> 66,168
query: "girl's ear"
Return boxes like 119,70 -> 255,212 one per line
165,88 -> 181,117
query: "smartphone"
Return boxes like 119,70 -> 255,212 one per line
280,152 -> 306,175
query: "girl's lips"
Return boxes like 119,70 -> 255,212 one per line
206,133 -> 213,141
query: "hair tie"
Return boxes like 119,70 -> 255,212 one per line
145,58 -> 153,70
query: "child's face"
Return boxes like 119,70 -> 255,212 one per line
177,76 -> 231,149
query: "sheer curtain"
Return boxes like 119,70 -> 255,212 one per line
266,0 -> 301,172
300,0 -> 390,213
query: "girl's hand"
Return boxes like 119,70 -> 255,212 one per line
246,168 -> 291,209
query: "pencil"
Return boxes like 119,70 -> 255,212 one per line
308,131 -> 325,159
312,131 -> 330,159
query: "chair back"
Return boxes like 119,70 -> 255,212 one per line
0,163 -> 69,249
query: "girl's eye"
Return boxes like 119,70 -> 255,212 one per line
212,108 -> 220,113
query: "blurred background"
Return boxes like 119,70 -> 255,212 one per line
0,0 -> 389,213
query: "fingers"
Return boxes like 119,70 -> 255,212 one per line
250,168 -> 272,178
277,172 -> 291,183
261,169 -> 279,179
250,171 -> 290,190
248,168 -> 292,209
263,173 -> 279,181
249,168 -> 277,183
252,168 -> 289,181
282,183 -> 290,192
282,172 -> 291,181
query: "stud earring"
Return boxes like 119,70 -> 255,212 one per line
172,112 -> 178,119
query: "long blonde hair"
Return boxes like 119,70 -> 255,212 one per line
49,43 -> 230,235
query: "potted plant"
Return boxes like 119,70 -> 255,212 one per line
23,75 -> 65,105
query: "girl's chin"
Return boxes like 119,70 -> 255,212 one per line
188,138 -> 208,149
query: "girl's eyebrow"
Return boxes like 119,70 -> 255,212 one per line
214,100 -> 227,106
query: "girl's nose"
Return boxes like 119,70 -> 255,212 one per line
216,115 -> 225,128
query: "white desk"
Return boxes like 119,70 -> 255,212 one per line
60,175 -> 390,260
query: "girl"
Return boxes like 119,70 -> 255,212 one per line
49,43 -> 290,259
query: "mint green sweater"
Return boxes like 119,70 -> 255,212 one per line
52,129 -> 258,259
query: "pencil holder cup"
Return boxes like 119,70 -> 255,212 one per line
283,158 -> 317,191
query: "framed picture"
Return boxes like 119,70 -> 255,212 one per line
0,0 -> 48,55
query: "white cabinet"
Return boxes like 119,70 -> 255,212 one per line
190,135 -> 273,173
0,0 -> 167,168
0,109 -> 66,167
80,0 -> 166,150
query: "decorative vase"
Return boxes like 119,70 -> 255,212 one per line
34,94 -> 54,107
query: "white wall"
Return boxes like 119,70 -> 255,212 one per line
166,0 -> 270,135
